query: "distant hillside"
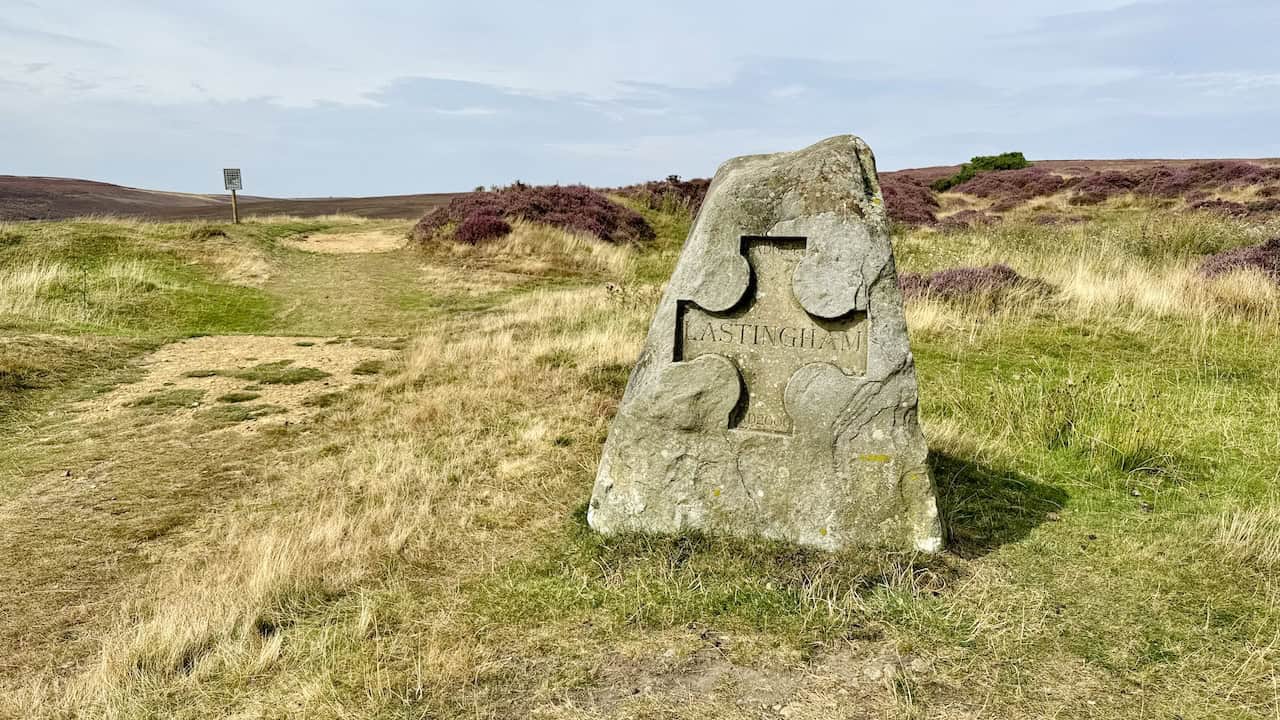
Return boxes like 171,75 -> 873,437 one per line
884,157 -> 1280,185
8,158 -> 1280,224
880,157 -> 1280,226
0,175 -> 459,221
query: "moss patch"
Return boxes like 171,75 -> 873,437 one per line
182,369 -> 220,378
196,403 -> 285,426
302,391 -> 344,408
351,359 -> 387,376
128,388 -> 205,411
230,360 -> 330,385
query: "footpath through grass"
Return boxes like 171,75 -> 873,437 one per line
1,205 -> 1278,718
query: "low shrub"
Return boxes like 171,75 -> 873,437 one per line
1068,171 -> 1143,205
900,264 -> 1051,301
1199,238 -> 1280,284
1189,198 -> 1280,218
1247,198 -> 1280,214
413,184 -> 653,245
938,210 -> 997,230
951,167 -> 1071,210
454,213 -> 512,244
616,175 -> 711,215
879,173 -> 939,225
1190,199 -> 1249,217
931,152 -> 1032,192
1069,162 -> 1280,205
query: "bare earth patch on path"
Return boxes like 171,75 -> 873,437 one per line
282,229 -> 407,254
84,335 -> 402,429
0,334 -> 401,684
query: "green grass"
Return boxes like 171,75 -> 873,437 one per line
350,359 -> 386,375
215,391 -> 260,403
195,403 -> 285,426
187,361 -> 333,385
127,388 -> 205,411
182,369 -> 219,378
229,360 -> 330,385
0,221 -> 278,336
301,391 -> 345,408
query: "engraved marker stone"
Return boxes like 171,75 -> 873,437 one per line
677,237 -> 868,435
589,135 -> 944,552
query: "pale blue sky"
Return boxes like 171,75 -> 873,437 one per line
4,0 -> 1279,196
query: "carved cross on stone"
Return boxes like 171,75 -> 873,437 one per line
675,236 -> 868,434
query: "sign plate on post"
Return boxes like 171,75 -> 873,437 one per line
223,168 -> 242,191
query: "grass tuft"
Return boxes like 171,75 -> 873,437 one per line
196,403 -> 285,426
230,360 -> 330,385
351,359 -> 387,376
1213,506 -> 1280,571
128,388 -> 205,411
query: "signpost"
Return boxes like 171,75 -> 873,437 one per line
222,168 -> 242,223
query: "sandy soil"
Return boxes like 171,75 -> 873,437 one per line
83,335 -> 402,430
282,229 -> 407,254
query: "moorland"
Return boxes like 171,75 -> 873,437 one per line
1,158 -> 1279,718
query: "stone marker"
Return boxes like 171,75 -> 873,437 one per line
589,135 -> 944,552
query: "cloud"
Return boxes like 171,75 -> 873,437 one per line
433,107 -> 500,117
3,0 -> 1278,195
0,18 -> 114,49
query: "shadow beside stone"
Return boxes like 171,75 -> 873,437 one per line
930,451 -> 1069,559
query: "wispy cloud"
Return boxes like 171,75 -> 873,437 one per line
3,0 -> 1278,195
433,107 -> 499,116
0,19 -> 114,49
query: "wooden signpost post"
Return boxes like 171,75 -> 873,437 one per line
222,168 -> 242,224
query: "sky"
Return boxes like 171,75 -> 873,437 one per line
3,0 -> 1280,197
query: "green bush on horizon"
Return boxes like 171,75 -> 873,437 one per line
932,151 -> 1032,192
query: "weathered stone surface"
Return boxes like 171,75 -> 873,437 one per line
589,135 -> 944,552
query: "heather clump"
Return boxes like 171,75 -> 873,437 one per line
1066,171 -> 1142,205
951,167 -> 1071,211
454,213 -> 512,244
939,209 -> 997,230
900,263 -> 1051,301
1070,161 -> 1280,205
1199,238 -> 1280,284
1190,199 -> 1249,217
413,184 -> 654,245
1249,198 -> 1280,214
616,175 -> 711,215
1188,197 -> 1280,219
880,173 -> 940,225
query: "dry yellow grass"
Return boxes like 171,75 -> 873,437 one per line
0,259 -> 181,325
4,208 -> 1280,718
1214,504 -> 1280,572
8,283 -> 644,716
898,210 -> 1280,338
438,219 -> 635,278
